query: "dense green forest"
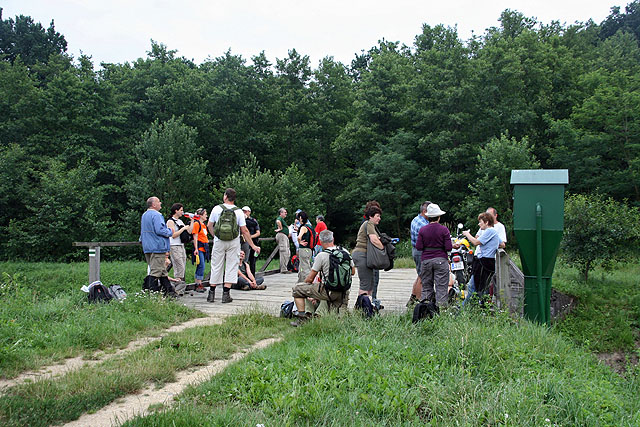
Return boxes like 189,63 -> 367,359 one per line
1,4 -> 640,261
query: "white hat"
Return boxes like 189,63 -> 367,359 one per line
241,206 -> 251,212
426,203 -> 446,217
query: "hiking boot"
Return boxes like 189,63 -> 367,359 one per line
195,284 -> 205,293
206,289 -> 215,303
240,285 -> 251,291
290,312 -> 311,327
221,292 -> 233,303
255,284 -> 267,290
406,294 -> 419,308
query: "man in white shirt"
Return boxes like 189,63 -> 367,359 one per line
207,188 -> 261,303
486,207 -> 507,248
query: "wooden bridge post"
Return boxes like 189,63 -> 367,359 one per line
89,246 -> 101,283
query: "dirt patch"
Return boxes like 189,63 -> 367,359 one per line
550,288 -> 577,321
0,315 -> 222,393
596,350 -> 639,374
64,337 -> 281,427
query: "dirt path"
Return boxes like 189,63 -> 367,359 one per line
0,316 -> 222,392
64,337 -> 280,427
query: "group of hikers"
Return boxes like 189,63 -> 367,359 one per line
139,189 -> 507,320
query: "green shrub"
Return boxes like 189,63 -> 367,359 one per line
562,193 -> 640,281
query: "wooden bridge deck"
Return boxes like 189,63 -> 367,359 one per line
179,268 -> 417,317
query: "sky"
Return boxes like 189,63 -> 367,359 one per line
2,0 -> 619,67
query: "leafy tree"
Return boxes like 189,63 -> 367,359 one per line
5,160 -> 109,260
125,116 -> 210,236
0,9 -> 67,67
465,134 -> 540,230
562,193 -> 640,281
344,131 -> 420,236
218,154 -> 325,238
550,33 -> 640,204
600,1 -> 640,42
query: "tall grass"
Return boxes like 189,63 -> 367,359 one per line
0,311 -> 290,427
0,262 -> 202,378
552,260 -> 640,353
126,311 -> 640,426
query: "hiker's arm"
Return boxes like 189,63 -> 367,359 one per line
251,227 -> 260,240
241,225 -> 261,254
369,233 -> 383,250
463,230 -> 481,246
193,222 -> 200,255
275,219 -> 283,233
304,269 -> 318,284
238,268 -> 249,281
167,219 -> 181,239
207,220 -> 215,238
297,227 -> 307,246
246,264 -> 257,283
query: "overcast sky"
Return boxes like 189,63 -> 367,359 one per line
3,0 -> 618,67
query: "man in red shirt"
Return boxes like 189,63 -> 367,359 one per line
314,215 -> 327,255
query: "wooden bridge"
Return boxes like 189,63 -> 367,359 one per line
179,268 -> 417,316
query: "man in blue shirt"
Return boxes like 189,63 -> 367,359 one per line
140,196 -> 175,296
407,201 -> 430,307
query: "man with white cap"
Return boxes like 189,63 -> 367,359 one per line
415,203 -> 452,307
241,206 -> 260,275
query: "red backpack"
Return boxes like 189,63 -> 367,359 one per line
302,224 -> 317,248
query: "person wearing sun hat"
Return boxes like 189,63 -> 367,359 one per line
415,203 -> 452,307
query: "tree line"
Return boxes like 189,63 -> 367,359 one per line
1,4 -> 640,261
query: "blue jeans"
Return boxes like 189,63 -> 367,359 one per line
195,251 -> 205,280
463,276 -> 475,307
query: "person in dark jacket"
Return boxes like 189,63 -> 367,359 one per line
415,203 -> 452,307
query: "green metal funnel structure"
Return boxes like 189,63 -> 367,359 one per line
510,169 -> 568,324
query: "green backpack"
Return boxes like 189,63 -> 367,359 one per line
322,247 -> 352,292
214,205 -> 240,241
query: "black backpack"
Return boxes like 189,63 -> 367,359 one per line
322,247 -> 352,292
168,217 -> 193,245
88,283 -> 113,303
142,275 -> 162,292
412,300 -> 439,323
355,294 -> 376,318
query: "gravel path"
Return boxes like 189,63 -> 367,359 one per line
0,316 -> 221,392
64,337 -> 280,427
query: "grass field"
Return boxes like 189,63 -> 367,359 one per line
1,256 -> 639,426
552,261 -> 640,355
0,311 -> 289,427
0,261 -> 202,379
122,310 -> 640,426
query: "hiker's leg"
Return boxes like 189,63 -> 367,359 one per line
420,259 -> 435,302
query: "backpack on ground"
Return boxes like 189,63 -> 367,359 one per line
108,284 -> 127,300
214,205 -> 240,241
412,299 -> 439,323
88,282 -> 113,303
322,247 -> 352,292
142,275 -> 161,292
355,294 -> 376,318
280,300 -> 295,318
288,254 -> 299,272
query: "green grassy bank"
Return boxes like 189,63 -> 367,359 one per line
124,311 -> 640,426
0,261 -> 202,378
